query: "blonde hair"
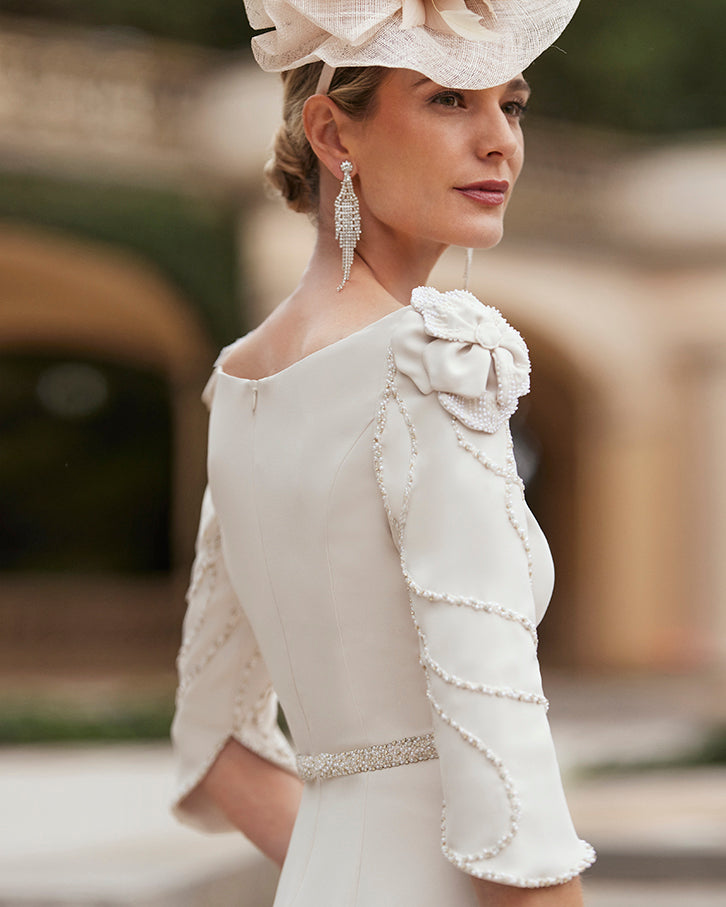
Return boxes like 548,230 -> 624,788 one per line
265,63 -> 388,215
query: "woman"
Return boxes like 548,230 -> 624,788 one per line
171,2 -> 595,905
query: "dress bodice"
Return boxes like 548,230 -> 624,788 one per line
208,310 -> 436,756
171,289 -> 594,899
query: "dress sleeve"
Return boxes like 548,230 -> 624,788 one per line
171,364 -> 297,833
374,287 -> 595,887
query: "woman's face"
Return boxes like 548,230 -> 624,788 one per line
341,69 -> 529,253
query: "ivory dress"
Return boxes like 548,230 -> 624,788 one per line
171,287 -> 595,905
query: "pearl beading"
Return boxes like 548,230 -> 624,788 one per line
176,517 -> 222,670
419,639 -> 549,710
173,496 -> 299,811
373,350 -> 417,550
429,696 -> 520,862
451,418 -> 521,483
454,843 -> 597,889
453,419 -> 534,585
175,680 -> 294,808
371,338 -> 568,878
405,579 -> 527,865
410,287 -> 531,434
229,651 -> 296,769
404,570 -> 538,648
439,390 -> 518,435
176,512 -> 246,704
176,608 -> 241,702
232,648 -> 261,728
503,426 -> 534,585
296,732 -> 438,782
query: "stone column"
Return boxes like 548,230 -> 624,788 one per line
687,352 -> 726,672
575,421 -> 686,669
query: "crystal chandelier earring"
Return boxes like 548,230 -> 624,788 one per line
334,160 -> 361,291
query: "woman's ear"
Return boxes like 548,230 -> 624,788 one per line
303,94 -> 356,180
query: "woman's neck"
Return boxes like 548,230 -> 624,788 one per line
307,210 -> 447,309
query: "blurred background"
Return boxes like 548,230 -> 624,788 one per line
0,2 -> 725,905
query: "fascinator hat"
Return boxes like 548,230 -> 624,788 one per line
243,0 -> 581,90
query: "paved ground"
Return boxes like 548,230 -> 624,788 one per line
2,673 -> 725,905
584,882 -> 726,906
0,743 -> 276,907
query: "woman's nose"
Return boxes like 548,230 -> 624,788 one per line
475,109 -> 520,161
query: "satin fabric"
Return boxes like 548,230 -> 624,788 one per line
171,293 -> 593,904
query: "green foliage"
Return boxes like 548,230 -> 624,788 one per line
0,0 -> 254,49
4,0 -> 722,132
0,695 -> 174,743
0,173 -> 242,347
528,0 -> 726,132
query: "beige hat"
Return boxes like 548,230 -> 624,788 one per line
243,0 -> 580,90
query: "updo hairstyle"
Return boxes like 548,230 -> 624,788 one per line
265,62 -> 388,215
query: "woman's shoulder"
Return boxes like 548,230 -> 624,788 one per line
201,298 -> 410,409
217,312 -> 291,382
218,295 -> 408,382
202,286 -> 531,432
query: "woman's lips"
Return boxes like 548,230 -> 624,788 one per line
455,180 -> 509,206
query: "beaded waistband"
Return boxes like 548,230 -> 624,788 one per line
296,732 -> 438,782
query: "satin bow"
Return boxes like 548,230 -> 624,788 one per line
393,286 -> 530,433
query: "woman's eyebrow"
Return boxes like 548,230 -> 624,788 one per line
412,75 -> 436,89
507,77 -> 532,96
412,75 -> 531,95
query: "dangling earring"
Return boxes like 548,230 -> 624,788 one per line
334,160 -> 361,291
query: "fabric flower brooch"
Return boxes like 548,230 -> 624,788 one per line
392,286 -> 531,433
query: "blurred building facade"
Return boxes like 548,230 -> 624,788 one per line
1,15 -> 725,677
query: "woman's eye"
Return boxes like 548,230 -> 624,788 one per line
432,91 -> 464,108
502,100 -> 529,119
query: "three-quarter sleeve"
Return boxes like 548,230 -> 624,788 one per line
374,287 -> 595,887
171,368 -> 297,832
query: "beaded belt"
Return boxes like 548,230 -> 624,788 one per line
296,732 -> 438,782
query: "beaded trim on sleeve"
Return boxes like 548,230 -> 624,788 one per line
231,651 -> 296,770
176,513 -> 243,703
175,643 -> 296,808
373,347 -> 555,873
176,610 -> 242,701
176,515 -> 222,670
452,419 -> 534,586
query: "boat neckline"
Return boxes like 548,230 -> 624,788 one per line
216,306 -> 409,386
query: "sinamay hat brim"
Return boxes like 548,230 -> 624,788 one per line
243,1 -> 580,90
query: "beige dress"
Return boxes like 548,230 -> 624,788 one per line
171,287 -> 595,905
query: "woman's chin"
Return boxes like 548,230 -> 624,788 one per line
454,227 -> 505,251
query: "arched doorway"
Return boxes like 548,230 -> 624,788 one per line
0,224 -> 214,673
430,246 -> 684,671
511,334 -> 581,668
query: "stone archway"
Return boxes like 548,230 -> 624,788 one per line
0,224 -> 214,672
0,223 -> 214,564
